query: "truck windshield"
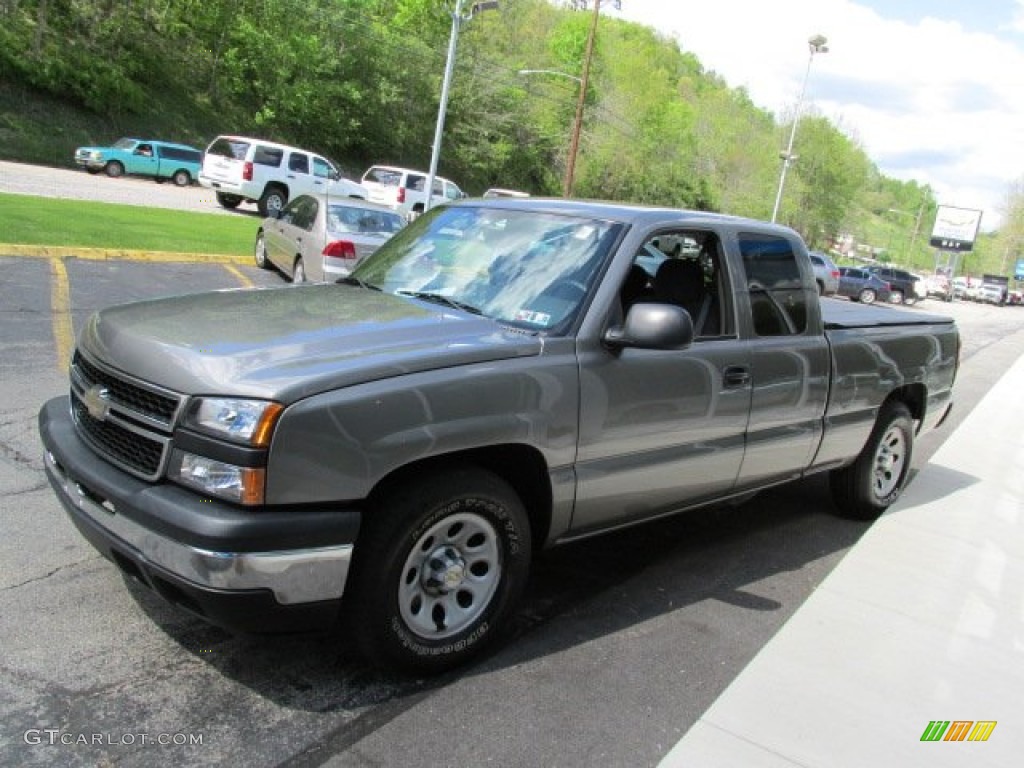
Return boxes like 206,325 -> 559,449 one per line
351,206 -> 621,332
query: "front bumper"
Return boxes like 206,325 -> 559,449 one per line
75,157 -> 105,171
39,396 -> 360,633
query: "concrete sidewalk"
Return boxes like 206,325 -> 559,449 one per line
660,355 -> 1024,766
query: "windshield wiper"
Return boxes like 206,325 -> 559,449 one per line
397,290 -> 483,315
338,276 -> 380,291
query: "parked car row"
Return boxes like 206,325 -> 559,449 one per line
74,135 -> 473,221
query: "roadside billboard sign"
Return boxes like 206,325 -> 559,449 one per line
929,206 -> 983,252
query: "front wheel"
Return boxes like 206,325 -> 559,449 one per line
830,401 -> 914,520
347,467 -> 532,675
104,160 -> 124,178
254,231 -> 270,269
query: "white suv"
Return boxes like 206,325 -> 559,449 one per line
199,135 -> 367,216
360,165 -> 464,216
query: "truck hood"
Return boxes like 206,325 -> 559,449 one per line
78,284 -> 543,402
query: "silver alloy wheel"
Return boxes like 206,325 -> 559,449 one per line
398,512 -> 501,640
872,422 -> 907,499
860,288 -> 876,304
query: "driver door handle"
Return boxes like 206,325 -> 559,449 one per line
723,365 -> 751,388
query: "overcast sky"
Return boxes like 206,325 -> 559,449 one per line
606,0 -> 1023,231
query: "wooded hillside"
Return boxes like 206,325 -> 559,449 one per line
0,0 -> 977,261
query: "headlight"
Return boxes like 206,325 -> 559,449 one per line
91,151 -> 103,160
172,452 -> 266,505
186,398 -> 283,446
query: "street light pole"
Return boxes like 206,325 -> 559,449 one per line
771,34 -> 828,224
424,1 -> 498,212
564,0 -> 601,198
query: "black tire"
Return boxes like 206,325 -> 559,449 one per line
816,280 -> 825,296
830,401 -> 914,520
258,186 -> 287,217
104,160 -> 124,178
904,293 -> 917,306
292,257 -> 306,283
254,231 -> 270,269
216,192 -> 242,209
172,169 -> 191,187
859,288 -> 876,304
347,467 -> 532,675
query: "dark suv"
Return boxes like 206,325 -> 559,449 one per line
865,266 -> 920,305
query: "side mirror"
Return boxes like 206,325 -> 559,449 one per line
604,303 -> 694,350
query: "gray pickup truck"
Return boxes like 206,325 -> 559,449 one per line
39,200 -> 959,674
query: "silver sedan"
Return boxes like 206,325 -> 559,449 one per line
254,194 -> 406,282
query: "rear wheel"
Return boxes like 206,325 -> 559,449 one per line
890,290 -> 904,304
347,467 -> 532,675
172,169 -> 191,187
216,192 -> 242,209
258,186 -> 287,217
104,160 -> 124,178
292,257 -> 306,283
830,401 -> 914,520
859,288 -> 877,304
904,293 -> 917,306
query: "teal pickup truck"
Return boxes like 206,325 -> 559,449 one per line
74,138 -> 204,186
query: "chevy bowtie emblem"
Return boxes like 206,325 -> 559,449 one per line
83,385 -> 111,421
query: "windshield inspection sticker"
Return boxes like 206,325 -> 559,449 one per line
514,309 -> 551,325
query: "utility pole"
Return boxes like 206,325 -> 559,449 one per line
564,0 -> 600,197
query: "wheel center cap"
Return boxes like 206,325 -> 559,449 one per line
422,546 -> 466,593
878,453 -> 894,472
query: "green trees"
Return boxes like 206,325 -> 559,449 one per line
0,0 -> 946,249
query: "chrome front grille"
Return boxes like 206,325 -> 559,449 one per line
69,351 -> 185,481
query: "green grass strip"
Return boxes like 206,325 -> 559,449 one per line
0,192 -> 256,256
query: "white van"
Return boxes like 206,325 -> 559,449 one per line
360,165 -> 464,217
199,135 -> 366,216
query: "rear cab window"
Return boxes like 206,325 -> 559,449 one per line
364,168 -> 402,186
738,233 -> 810,337
207,138 -> 250,160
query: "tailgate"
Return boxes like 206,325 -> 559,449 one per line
202,153 -> 244,185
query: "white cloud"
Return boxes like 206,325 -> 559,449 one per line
612,0 -> 1024,229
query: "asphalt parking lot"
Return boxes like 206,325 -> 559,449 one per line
2,236 -> 1024,767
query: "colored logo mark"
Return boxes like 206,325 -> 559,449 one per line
920,721 -> 997,742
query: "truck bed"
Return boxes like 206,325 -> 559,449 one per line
821,298 -> 954,329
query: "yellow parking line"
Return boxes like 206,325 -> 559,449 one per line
49,258 -> 74,373
1,244 -> 247,264
224,264 -> 254,288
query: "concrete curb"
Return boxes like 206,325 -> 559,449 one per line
0,243 -> 248,264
